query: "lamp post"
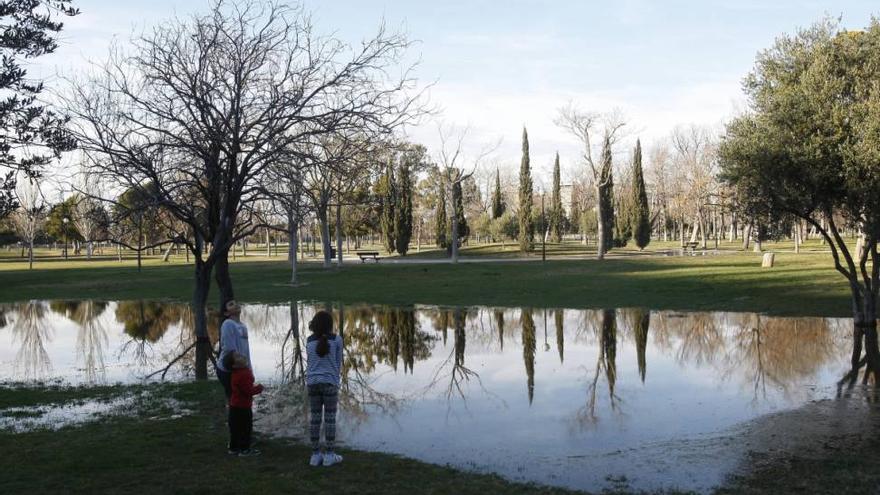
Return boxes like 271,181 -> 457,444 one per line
62,217 -> 69,260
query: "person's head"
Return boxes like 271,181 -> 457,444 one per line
309,311 -> 334,357
224,300 -> 241,318
224,351 -> 249,370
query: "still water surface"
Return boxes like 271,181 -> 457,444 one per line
0,301 -> 854,492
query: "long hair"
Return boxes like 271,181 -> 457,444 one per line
309,310 -> 334,357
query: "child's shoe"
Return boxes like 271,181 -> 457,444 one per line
309,451 -> 323,467
323,452 -> 343,466
238,448 -> 261,457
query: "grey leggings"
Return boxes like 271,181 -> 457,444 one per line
308,383 -> 338,451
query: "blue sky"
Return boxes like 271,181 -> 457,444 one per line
36,0 -> 880,183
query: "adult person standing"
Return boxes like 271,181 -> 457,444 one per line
217,300 -> 251,399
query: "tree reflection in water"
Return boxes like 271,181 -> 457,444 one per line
521,308 -> 536,404
12,301 -> 53,380
576,309 -> 622,427
51,301 -> 109,383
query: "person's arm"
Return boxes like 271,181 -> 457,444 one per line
220,320 -> 238,356
335,334 -> 343,368
234,371 -> 262,397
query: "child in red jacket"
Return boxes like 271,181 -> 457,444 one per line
224,351 -> 264,456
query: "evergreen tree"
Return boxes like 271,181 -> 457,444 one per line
435,173 -> 448,248
394,158 -> 413,255
615,190 -> 633,247
491,168 -> 505,219
631,139 -> 651,250
448,177 -> 469,252
599,138 -> 615,252
518,127 -> 534,252
550,152 -> 564,242
379,162 -> 396,252
1,1 -> 79,217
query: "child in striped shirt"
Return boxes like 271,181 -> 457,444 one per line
306,310 -> 343,467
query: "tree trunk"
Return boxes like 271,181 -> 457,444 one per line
266,227 -> 271,257
192,254 -> 212,380
595,184 -> 606,260
161,243 -> 173,262
742,223 -> 752,250
137,222 -> 143,272
451,206 -> 460,263
215,249 -> 235,312
336,204 -> 343,266
318,203 -> 332,268
288,211 -> 299,285
28,240 -> 34,270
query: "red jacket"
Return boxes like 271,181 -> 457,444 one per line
230,367 -> 264,409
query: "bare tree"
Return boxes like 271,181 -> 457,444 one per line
63,1 -> 424,379
10,175 -> 46,269
556,104 -> 626,260
435,124 -> 498,263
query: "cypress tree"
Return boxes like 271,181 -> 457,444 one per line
379,162 -> 397,253
599,138 -> 615,252
449,178 -> 469,252
631,139 -> 651,250
491,168 -> 505,219
550,152 -> 563,243
435,172 -> 448,249
394,159 -> 413,255
615,189 -> 633,247
518,127 -> 534,252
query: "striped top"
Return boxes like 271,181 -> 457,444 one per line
306,334 -> 343,386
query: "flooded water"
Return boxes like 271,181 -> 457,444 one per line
0,300 -> 855,492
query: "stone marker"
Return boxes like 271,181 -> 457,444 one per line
762,252 -> 775,268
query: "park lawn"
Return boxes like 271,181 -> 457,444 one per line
0,382 -> 578,495
0,247 -> 854,317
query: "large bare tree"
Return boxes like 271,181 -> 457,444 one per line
63,1 -> 423,378
556,104 -> 625,260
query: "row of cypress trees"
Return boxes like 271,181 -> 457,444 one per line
379,157 -> 415,255
517,128 -> 651,254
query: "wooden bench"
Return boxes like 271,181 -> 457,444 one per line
683,241 -> 700,253
356,251 -> 381,263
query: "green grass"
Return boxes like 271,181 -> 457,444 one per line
0,246 -> 853,316
0,382 -> 580,495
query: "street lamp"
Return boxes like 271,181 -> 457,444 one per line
62,217 -> 70,260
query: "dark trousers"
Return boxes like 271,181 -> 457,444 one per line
217,368 -> 232,399
228,406 -> 253,451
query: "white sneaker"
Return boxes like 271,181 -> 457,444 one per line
323,452 -> 343,466
309,452 -> 323,467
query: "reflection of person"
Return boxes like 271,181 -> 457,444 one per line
306,310 -> 344,467
217,300 -> 251,399
225,351 -> 264,456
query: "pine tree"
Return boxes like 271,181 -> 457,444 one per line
518,127 -> 534,252
550,152 -> 564,243
491,168 -> 505,219
435,173 -> 448,249
379,162 -> 396,252
394,159 -> 413,255
599,138 -> 615,252
631,139 -> 651,250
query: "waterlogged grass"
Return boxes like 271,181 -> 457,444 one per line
0,382 -> 581,495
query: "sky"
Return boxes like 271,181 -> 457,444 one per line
31,0 -> 880,187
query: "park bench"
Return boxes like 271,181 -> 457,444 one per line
356,251 -> 381,263
683,241 -> 700,253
